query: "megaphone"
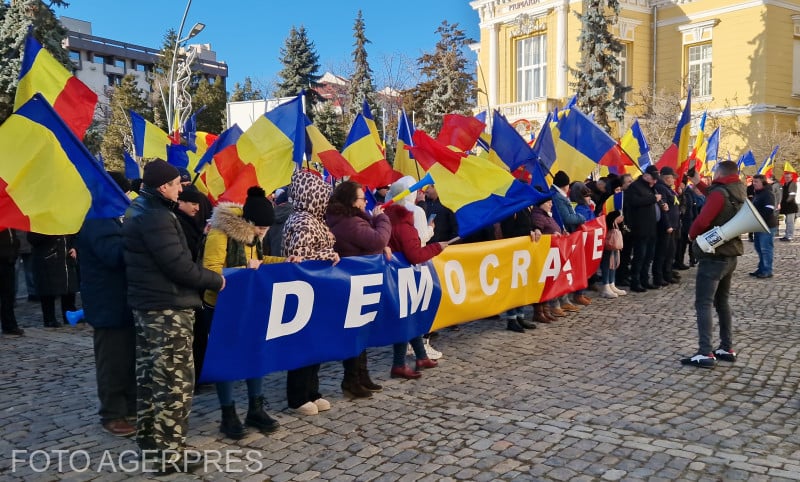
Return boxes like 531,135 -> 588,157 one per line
66,309 -> 84,326
696,199 -> 769,254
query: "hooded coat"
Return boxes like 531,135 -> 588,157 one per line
384,205 -> 442,264
282,170 -> 338,261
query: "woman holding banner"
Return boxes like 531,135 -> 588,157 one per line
325,180 -> 392,399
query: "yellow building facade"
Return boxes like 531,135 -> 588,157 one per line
470,0 -> 800,163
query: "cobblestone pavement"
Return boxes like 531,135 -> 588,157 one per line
0,240 -> 798,481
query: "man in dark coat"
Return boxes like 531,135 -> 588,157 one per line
424,185 -> 459,243
28,233 -> 78,327
779,170 -> 797,241
0,229 -> 23,335
652,167 -> 681,286
76,171 -> 136,437
624,165 -> 663,292
751,174 -> 778,278
682,161 -> 747,368
123,159 -> 224,472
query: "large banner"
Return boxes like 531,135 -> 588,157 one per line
200,217 -> 606,382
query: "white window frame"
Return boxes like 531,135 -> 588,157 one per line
687,43 -> 712,97
516,34 -> 547,102
617,42 -> 630,85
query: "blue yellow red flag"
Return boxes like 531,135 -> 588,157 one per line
489,110 -> 533,171
305,115 -> 355,179
130,111 -> 172,159
656,89 -> 692,179
15,30 -> 97,140
737,150 -> 756,172
553,108 -> 626,183
214,95 -> 305,203
342,113 -> 400,187
602,191 -> 624,216
758,146 -> 779,177
123,150 -> 140,180
362,100 -> 384,153
700,127 -> 720,175
194,125 -> 243,174
394,110 -> 424,180
0,94 -> 129,234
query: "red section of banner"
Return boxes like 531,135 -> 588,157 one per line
539,217 -> 606,302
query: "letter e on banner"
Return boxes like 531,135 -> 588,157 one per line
344,273 -> 383,328
265,281 -> 314,341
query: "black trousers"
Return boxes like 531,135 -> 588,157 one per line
616,231 -> 634,282
40,293 -> 77,325
93,326 -> 137,422
194,305 -> 212,384
653,231 -> 677,283
286,364 -> 321,409
0,257 -> 19,331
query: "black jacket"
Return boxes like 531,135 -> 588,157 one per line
123,188 -> 223,311
624,177 -> 658,238
0,229 -> 19,260
77,218 -> 133,329
500,206 -> 534,239
175,209 -> 204,262
425,197 -> 459,242
753,188 -> 778,228
28,234 -> 78,297
780,180 -> 798,215
654,181 -> 680,233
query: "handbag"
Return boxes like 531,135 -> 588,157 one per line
605,226 -> 623,250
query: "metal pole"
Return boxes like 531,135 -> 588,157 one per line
167,0 -> 193,138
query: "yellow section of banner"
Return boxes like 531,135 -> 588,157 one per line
429,235 -> 552,330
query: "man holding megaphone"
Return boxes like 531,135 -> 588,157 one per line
681,161 -> 748,368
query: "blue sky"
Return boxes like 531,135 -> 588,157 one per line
54,1 -> 480,92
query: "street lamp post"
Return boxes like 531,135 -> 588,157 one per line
165,0 -> 204,140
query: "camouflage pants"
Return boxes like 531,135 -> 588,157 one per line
133,309 -> 195,454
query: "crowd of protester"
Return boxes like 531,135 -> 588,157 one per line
0,159 -> 793,474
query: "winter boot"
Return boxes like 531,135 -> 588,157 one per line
533,304 -> 552,324
219,404 -> 246,440
357,351 -> 382,392
341,360 -> 373,399
245,396 -> 279,433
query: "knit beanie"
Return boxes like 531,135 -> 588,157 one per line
242,186 -> 275,227
142,159 -> 180,188
553,170 -> 570,188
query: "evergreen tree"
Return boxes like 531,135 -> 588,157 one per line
314,101 -> 346,150
229,77 -> 263,102
0,0 -> 70,123
571,0 -> 630,134
348,10 -> 375,119
100,74 -> 149,172
192,75 -> 227,133
276,25 -> 321,111
416,21 -> 475,134
149,29 -> 178,130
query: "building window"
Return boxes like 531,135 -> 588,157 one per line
69,50 -> 80,63
135,62 -> 150,73
107,74 -> 122,86
617,43 -> 629,85
114,58 -> 125,69
793,38 -> 800,95
688,43 -> 712,97
93,54 -> 106,65
516,34 -> 547,102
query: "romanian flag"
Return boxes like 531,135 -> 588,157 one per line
427,154 -> 549,237
342,113 -> 401,187
656,89 -> 692,179
393,110 -> 424,181
15,31 -> 97,140
362,101 -> 384,154
688,111 -> 708,172
214,95 -> 305,203
489,110 -> 533,172
602,191 -> 624,216
527,113 -> 556,191
736,150 -> 756,172
305,116 -> 355,179
0,94 -> 129,234
130,111 -> 172,159
619,119 -> 651,173
194,125 -> 243,203
553,108 -> 628,183
758,146 -> 779,177
436,114 -> 486,152
474,111 -> 492,153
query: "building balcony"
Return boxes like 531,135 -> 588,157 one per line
494,98 -> 561,123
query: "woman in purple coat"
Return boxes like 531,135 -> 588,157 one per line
325,181 -> 392,399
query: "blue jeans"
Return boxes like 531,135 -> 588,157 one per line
393,336 -> 427,367
216,377 -> 262,406
754,227 -> 778,275
694,256 -> 737,354
503,307 -> 524,320
600,250 -> 617,284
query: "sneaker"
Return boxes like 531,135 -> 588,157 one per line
680,353 -> 716,368
779,237 -> 792,242
756,272 -> 773,278
102,419 -> 137,437
748,271 -> 761,277
313,398 -> 331,411
714,347 -> 737,362
291,401 -> 318,416
610,284 -> 627,296
423,338 -> 442,360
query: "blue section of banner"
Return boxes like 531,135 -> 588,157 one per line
200,254 -> 442,383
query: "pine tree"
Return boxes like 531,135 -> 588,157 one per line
0,0 -> 70,123
148,29 -> 179,130
348,10 -> 376,119
100,74 -> 149,172
192,75 -> 227,133
571,0 -> 630,134
229,77 -> 263,102
276,25 -> 321,111
314,101 -> 346,150
415,21 -> 476,134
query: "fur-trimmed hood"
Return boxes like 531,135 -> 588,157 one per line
209,202 -> 259,245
